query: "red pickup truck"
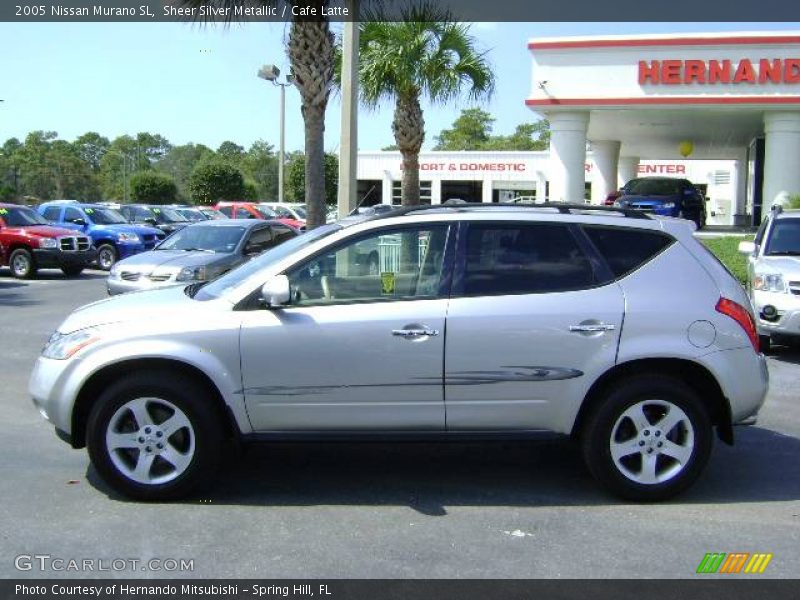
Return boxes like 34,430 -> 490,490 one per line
0,203 -> 97,279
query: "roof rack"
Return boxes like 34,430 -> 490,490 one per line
366,202 -> 652,221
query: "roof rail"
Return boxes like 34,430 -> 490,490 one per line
366,201 -> 652,220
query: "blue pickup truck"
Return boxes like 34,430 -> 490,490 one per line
38,201 -> 165,270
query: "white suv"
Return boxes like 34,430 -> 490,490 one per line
29,204 -> 768,502
739,205 -> 800,351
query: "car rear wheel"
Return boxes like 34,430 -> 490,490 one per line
86,372 -> 223,501
9,248 -> 36,279
61,265 -> 84,277
96,244 -> 117,271
581,375 -> 712,501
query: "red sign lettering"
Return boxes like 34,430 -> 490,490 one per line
639,58 -> 800,85
637,164 -> 687,175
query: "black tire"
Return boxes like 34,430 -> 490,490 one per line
86,372 -> 224,501
581,375 -> 713,502
61,265 -> 84,277
694,214 -> 704,230
759,334 -> 771,354
96,243 -> 117,271
9,248 -> 36,279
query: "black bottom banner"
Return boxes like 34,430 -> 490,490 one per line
3,580 -> 799,600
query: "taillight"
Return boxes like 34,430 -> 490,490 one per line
716,297 -> 759,352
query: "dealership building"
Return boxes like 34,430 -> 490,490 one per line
357,32 -> 800,226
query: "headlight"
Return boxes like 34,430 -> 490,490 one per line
42,328 -> 101,360
109,263 -> 120,278
117,232 -> 140,243
613,201 -> 621,207
753,273 -> 787,293
176,266 -> 208,282
38,238 -> 58,249
662,202 -> 676,209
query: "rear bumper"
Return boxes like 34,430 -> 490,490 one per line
752,289 -> 800,339
701,347 -> 769,424
32,248 -> 97,269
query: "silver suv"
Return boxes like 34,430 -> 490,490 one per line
29,204 -> 768,501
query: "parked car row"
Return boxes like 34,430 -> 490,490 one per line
0,200 -> 308,279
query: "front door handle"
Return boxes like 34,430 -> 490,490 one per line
392,328 -> 439,338
569,323 -> 615,333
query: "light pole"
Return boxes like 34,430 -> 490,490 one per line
106,150 -> 135,202
257,64 -> 292,204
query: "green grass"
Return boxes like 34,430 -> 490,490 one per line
701,236 -> 753,285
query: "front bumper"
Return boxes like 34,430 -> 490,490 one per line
29,355 -> 80,442
116,241 -> 152,261
106,277 -> 183,296
752,289 -> 800,339
32,248 -> 97,269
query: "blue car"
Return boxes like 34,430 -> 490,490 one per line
615,177 -> 707,230
38,201 -> 165,270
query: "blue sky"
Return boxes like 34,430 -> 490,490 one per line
0,21 -> 797,153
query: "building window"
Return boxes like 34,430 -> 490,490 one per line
392,181 -> 432,205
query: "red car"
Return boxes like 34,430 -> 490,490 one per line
214,202 -> 304,230
0,203 -> 97,279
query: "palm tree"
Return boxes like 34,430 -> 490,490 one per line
359,5 -> 494,206
179,1 -> 335,229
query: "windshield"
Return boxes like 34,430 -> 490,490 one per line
86,207 -> 127,224
195,223 -> 341,301
1,206 -> 50,226
255,206 -> 277,218
131,206 -> 187,223
625,179 -> 683,196
765,219 -> 800,255
151,207 -> 188,223
157,224 -> 246,253
176,208 -> 206,222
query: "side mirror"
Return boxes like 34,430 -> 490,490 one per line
738,241 -> 757,255
260,275 -> 290,307
69,217 -> 87,226
145,218 -> 158,226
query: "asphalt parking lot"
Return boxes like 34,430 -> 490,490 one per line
0,267 -> 798,579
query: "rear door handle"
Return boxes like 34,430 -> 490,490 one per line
392,328 -> 439,338
569,323 -> 615,333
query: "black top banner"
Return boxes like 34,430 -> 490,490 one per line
3,0 -> 800,23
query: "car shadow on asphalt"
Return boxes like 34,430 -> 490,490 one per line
87,426 -> 800,511
767,345 -> 800,366
0,269 -> 107,282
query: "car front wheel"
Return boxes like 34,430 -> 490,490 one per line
86,372 -> 223,501
581,375 -> 712,501
96,244 -> 117,271
10,248 -> 36,279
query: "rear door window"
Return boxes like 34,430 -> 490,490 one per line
582,226 -> 673,279
460,222 -> 596,296
42,206 -> 61,221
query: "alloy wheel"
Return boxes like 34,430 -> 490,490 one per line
609,400 -> 695,485
105,397 -> 195,485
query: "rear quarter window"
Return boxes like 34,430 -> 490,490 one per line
582,226 -> 674,279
